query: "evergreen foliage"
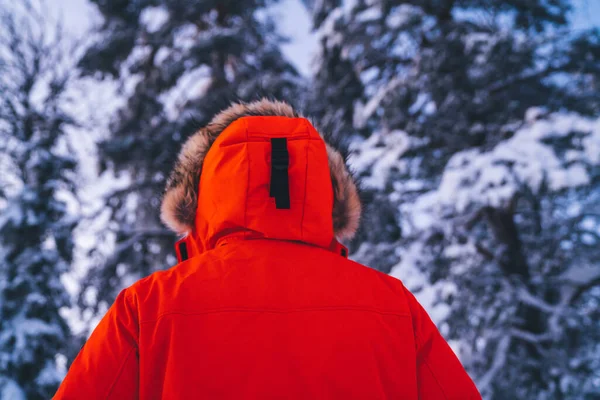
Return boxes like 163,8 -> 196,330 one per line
77,0 -> 303,314
310,1 -> 600,397
0,3 -> 77,398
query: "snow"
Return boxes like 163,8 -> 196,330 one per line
525,106 -> 548,122
517,288 -> 561,314
0,201 -> 24,229
389,241 -> 452,323
160,66 -> 212,121
0,312 -> 64,393
26,293 -> 47,306
316,7 -> 345,50
36,360 -> 64,386
394,179 -> 426,192
342,0 -> 359,14
154,46 -> 170,65
0,317 -> 62,351
354,78 -> 401,128
349,130 -> 410,190
54,0 -> 99,37
477,335 -> 511,394
408,93 -> 436,116
59,168 -> 131,336
140,6 -> 170,34
583,119 -> 600,164
549,164 -> 590,191
561,264 -> 600,286
571,0 -> 600,30
356,7 -> 382,23
173,24 -> 200,51
423,100 -> 437,116
349,111 -> 600,382
0,379 -> 26,400
55,354 -> 68,377
360,67 -> 379,84
412,112 -> 600,214
464,32 -> 494,53
3,1 -> 598,397
386,5 -> 422,29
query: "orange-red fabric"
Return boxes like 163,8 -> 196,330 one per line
55,117 -> 480,399
193,116 -> 334,253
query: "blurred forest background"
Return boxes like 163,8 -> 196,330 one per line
1,0 -> 599,398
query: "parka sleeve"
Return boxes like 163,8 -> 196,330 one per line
54,288 -> 139,399
403,286 -> 482,399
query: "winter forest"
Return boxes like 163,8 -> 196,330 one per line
0,0 -> 599,398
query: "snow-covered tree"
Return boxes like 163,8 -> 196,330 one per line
77,0 -> 303,316
310,0 -> 600,255
443,112 -> 599,397
310,0 -> 600,398
305,0 -> 363,140
312,0 -> 600,151
0,3 -> 77,398
352,110 -> 600,398
308,41 -> 364,139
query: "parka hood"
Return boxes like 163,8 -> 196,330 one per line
160,99 -> 361,253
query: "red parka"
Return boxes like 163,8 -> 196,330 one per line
55,100 -> 480,399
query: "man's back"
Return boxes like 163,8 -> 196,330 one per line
140,239 -> 418,398
55,100 -> 480,399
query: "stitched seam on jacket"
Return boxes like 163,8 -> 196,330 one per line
105,345 -> 135,399
299,120 -> 311,241
125,290 -> 140,340
424,359 -> 448,400
244,118 -> 250,236
140,307 -> 410,324
218,135 -> 310,146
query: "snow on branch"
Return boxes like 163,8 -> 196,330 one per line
477,335 -> 511,393
517,287 -> 562,314
509,328 -> 554,344
414,111 -> 600,214
354,77 -> 402,129
349,129 -> 410,190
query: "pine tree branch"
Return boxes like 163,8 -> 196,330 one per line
110,229 -> 173,258
489,65 -> 566,93
105,181 -> 161,200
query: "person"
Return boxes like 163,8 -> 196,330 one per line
55,99 -> 481,399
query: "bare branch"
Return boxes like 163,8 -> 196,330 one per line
569,275 -> 600,304
474,242 -> 495,261
477,335 -> 511,393
510,328 -> 553,344
489,65 -> 566,93
517,287 -> 561,314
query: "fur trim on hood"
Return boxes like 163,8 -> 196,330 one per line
160,98 -> 361,241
